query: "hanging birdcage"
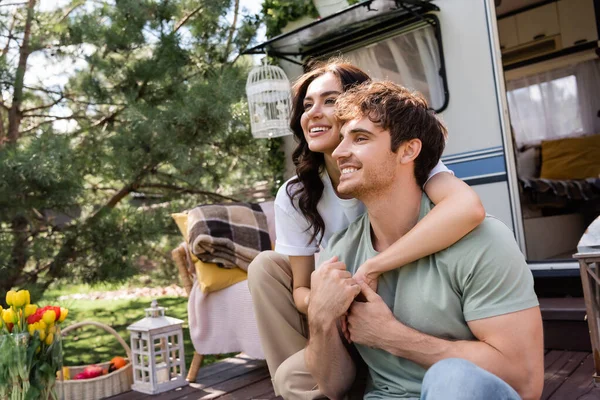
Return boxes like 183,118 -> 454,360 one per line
246,62 -> 292,139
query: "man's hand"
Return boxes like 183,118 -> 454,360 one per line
347,281 -> 397,348
353,261 -> 379,292
308,256 -> 361,328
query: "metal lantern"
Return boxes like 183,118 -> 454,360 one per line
127,300 -> 187,394
246,62 -> 293,138
574,216 -> 600,385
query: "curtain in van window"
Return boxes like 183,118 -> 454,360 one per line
343,25 -> 444,110
575,59 -> 600,135
506,59 -> 600,147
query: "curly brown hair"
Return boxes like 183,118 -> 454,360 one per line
335,81 -> 448,187
287,59 -> 371,245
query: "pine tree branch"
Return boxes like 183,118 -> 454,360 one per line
5,0 -> 37,145
59,2 -> 84,23
223,0 -> 239,63
1,8 -> 18,56
41,162 -> 161,287
173,5 -> 203,33
138,183 -> 239,202
21,94 -> 65,113
0,2 -> 29,7
19,114 -> 90,134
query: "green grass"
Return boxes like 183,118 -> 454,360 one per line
46,295 -> 235,370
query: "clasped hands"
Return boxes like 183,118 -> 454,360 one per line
308,256 -> 395,348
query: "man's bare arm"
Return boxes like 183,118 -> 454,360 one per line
305,257 -> 361,399
305,317 -> 356,400
349,282 -> 544,400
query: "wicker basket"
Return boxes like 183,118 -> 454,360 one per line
56,321 -> 133,400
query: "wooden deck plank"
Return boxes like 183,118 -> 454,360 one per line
196,355 -> 258,381
216,377 -> 277,400
542,351 -> 589,400
192,365 -> 271,399
104,385 -> 200,400
194,359 -> 268,389
548,354 -> 600,400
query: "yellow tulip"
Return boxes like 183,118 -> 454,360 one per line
21,290 -> 30,305
38,329 -> 46,341
58,308 -> 68,322
6,290 -> 16,306
42,310 -> 56,325
45,332 -> 54,345
2,308 -> 16,324
38,320 -> 47,330
28,324 -> 36,336
24,304 -> 37,317
11,290 -> 26,308
48,325 -> 56,334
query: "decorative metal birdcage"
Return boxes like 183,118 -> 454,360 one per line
246,62 -> 292,138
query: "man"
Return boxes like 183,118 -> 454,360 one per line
301,81 -> 544,400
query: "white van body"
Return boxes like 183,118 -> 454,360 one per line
256,0 -> 599,276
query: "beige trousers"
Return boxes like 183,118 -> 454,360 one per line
248,251 -> 324,400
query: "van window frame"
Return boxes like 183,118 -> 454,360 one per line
311,14 -> 450,113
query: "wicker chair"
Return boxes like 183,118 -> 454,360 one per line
171,201 -> 274,382
171,243 -> 204,381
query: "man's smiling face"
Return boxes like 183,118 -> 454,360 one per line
332,116 -> 401,198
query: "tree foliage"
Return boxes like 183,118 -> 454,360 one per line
0,0 -> 281,299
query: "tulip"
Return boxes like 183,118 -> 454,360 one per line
58,308 -> 68,322
22,290 -> 30,305
38,329 -> 46,341
45,332 -> 54,345
6,290 -> 16,306
42,310 -> 56,325
24,304 -> 37,317
11,290 -> 27,308
2,308 -> 16,324
28,324 -> 36,336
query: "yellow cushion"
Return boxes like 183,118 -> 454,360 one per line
194,259 -> 247,294
540,134 -> 600,180
171,212 -> 247,293
171,212 -> 190,242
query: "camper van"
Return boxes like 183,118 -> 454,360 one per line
246,0 -> 600,288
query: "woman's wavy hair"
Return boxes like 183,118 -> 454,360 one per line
287,59 -> 371,245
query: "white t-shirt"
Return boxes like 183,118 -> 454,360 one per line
274,161 -> 452,256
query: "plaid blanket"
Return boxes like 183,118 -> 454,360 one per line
187,203 -> 271,271
519,177 -> 600,202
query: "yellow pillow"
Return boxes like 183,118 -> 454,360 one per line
171,212 -> 190,242
171,212 -> 247,293
540,134 -> 600,180
194,259 -> 247,294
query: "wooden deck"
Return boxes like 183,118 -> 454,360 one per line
109,350 -> 599,400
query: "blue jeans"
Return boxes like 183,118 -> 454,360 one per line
421,358 -> 521,400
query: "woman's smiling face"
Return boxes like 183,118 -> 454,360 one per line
300,72 -> 344,155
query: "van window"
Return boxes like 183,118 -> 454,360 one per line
507,72 -> 582,147
506,59 -> 600,147
343,24 -> 446,111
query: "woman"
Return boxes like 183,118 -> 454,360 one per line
248,60 -> 485,390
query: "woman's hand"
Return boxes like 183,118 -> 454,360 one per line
353,261 -> 379,293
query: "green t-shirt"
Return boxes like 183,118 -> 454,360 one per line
320,194 -> 539,399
